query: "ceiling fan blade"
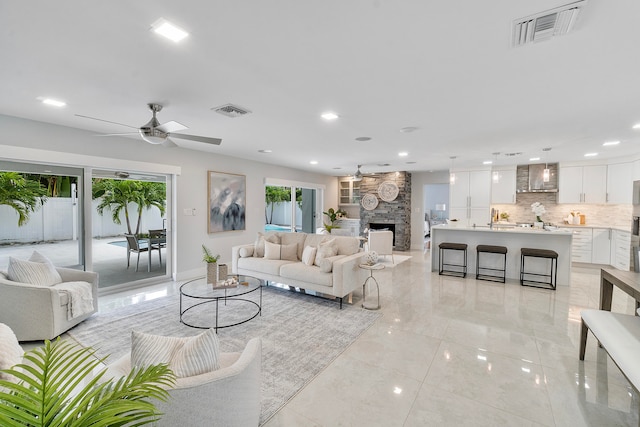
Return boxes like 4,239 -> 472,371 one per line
95,132 -> 140,136
75,114 -> 138,129
162,138 -> 178,148
169,133 -> 222,145
157,120 -> 187,133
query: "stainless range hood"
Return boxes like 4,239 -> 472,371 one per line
516,163 -> 558,193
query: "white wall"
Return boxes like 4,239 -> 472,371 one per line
0,114 -> 338,280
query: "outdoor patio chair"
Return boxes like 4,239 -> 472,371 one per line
148,229 -> 166,266
124,234 -> 160,272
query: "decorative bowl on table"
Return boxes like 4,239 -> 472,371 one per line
365,251 -> 379,265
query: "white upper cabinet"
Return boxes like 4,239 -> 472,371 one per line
606,162 -> 632,204
558,165 -> 607,204
491,168 -> 517,204
449,170 -> 491,226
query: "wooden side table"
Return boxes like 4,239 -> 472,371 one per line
359,263 -> 385,310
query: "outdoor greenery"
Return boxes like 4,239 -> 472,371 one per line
0,338 -> 175,426
93,179 -> 166,235
0,172 -> 48,226
264,186 -> 302,224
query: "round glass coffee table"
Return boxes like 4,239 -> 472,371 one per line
179,275 -> 263,331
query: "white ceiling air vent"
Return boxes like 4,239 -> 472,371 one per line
212,103 -> 252,118
512,0 -> 586,47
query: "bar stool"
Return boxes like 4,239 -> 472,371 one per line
476,245 -> 507,283
520,248 -> 558,290
439,242 -> 468,278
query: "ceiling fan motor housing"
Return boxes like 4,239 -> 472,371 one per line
139,127 -> 168,144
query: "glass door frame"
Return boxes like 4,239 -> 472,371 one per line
265,178 -> 326,233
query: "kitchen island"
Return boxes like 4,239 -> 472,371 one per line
431,225 -> 573,286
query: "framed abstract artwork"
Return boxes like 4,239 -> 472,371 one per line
207,171 -> 246,233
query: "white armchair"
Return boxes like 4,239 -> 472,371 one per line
106,337 -> 262,427
0,267 -> 98,342
368,230 -> 395,263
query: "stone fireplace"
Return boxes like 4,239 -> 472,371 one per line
360,172 -> 411,250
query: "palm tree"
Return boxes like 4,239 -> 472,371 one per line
0,338 -> 175,426
265,186 -> 290,224
0,172 -> 48,226
93,179 -> 166,235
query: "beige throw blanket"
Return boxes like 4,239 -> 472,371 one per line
55,281 -> 94,320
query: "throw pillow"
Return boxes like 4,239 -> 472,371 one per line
7,256 -> 62,286
314,238 -> 337,267
0,323 -> 24,383
239,246 -> 254,258
131,328 -> 220,378
254,232 -> 280,257
301,245 -> 317,266
281,243 -> 298,261
319,258 -> 333,273
264,241 -> 281,260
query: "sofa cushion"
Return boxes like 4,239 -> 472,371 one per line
315,239 -> 337,267
301,245 -> 317,266
279,232 -> 307,260
304,233 -> 330,250
7,256 -> 62,286
333,236 -> 360,256
131,328 -> 220,378
280,263 -> 333,287
319,255 -> 345,273
0,323 -> 23,382
238,257 -> 296,276
254,232 -> 280,258
264,242 -> 298,261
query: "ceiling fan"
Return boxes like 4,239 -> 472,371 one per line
76,103 -> 222,147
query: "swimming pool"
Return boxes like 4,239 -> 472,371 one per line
264,224 -> 300,232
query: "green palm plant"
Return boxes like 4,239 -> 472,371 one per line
0,339 -> 175,426
0,172 -> 48,226
93,179 -> 166,235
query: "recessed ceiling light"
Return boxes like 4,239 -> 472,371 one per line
355,136 -> 371,141
399,127 -> 419,133
310,160 -> 318,165
398,152 -> 408,157
529,157 -> 540,161
584,152 -> 598,157
483,160 -> 492,165
602,140 -> 620,146
633,123 -> 640,129
321,112 -> 339,120
258,149 -> 272,153
41,98 -> 66,107
151,18 -> 189,43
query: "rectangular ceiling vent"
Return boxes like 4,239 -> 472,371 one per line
212,103 -> 252,118
512,0 -> 586,47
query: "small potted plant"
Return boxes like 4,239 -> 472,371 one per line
323,208 -> 347,233
202,244 -> 224,284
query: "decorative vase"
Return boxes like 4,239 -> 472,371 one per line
207,262 -> 217,284
365,251 -> 379,265
217,264 -> 228,281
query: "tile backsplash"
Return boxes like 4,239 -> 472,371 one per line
492,192 -> 632,230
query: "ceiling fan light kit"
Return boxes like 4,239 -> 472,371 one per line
77,102 -> 222,147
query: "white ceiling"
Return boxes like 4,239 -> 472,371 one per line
2,1 -> 640,176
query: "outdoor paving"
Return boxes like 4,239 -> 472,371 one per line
0,237 -> 167,289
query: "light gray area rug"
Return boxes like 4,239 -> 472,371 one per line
68,285 -> 380,425
378,254 -> 411,268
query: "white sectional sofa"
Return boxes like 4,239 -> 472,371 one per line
232,231 -> 365,308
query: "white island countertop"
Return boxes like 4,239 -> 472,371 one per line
431,224 -> 573,286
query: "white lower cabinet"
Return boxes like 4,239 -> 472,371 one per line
569,228 -> 592,263
591,228 -> 611,265
611,230 -> 631,271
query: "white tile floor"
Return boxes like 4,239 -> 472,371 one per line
59,249 -> 640,426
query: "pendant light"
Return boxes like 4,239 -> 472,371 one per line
491,152 -> 500,183
449,156 -> 456,184
353,165 -> 363,181
542,148 -> 551,183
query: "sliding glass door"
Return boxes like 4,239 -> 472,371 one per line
264,182 -> 319,233
0,160 -> 84,271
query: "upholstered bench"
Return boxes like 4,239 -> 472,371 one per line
579,309 -> 640,395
